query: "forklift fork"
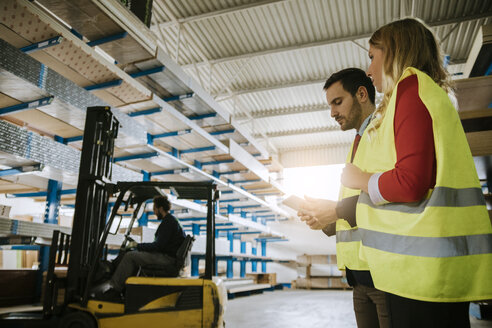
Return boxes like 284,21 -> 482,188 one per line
43,230 -> 71,318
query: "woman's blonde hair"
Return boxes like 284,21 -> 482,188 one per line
368,18 -> 453,131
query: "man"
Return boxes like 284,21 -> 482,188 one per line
299,68 -> 389,328
100,195 -> 185,300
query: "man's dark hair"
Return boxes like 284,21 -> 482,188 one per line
154,195 -> 171,212
323,68 -> 376,104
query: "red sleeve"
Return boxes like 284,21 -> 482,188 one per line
378,75 -> 437,203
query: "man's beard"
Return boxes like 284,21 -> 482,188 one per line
157,212 -> 165,220
342,98 -> 362,131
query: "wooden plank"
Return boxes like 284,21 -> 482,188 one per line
455,75 -> 492,112
465,130 -> 492,156
7,109 -> 82,138
0,25 -> 31,48
459,109 -> 492,120
36,0 -> 154,65
0,92 -> 21,109
0,180 -> 39,194
0,91 -> 82,138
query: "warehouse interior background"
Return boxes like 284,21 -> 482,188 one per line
0,0 -> 491,326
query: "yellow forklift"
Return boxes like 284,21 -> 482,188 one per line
0,107 -> 226,327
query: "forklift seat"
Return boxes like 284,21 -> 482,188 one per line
137,235 -> 195,277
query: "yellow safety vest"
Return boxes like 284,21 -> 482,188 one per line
336,134 -> 370,272
355,67 -> 492,302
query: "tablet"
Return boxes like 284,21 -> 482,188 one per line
281,195 -> 305,211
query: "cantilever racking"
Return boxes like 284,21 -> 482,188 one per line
0,0 -> 292,285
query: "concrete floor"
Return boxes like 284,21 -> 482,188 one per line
224,290 -> 492,328
224,290 -> 357,328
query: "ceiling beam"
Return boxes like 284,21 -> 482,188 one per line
181,11 -> 492,70
184,33 -> 372,70
234,103 -> 329,120
252,126 -> 340,138
216,78 -> 326,100
153,0 -> 287,29
279,142 -> 352,153
215,61 -> 466,99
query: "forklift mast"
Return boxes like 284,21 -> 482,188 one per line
65,106 -> 118,306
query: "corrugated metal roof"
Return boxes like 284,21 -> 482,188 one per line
151,0 -> 492,166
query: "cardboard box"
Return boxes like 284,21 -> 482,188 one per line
58,215 -> 73,227
0,269 -> 38,306
22,251 -> 39,269
246,273 -> 276,285
296,266 -> 308,278
330,277 -> 350,288
296,254 -> 337,266
294,277 -> 350,289
40,268 -> 67,306
0,204 -> 11,217
13,215 -> 33,222
310,264 -> 333,277
297,263 -> 346,278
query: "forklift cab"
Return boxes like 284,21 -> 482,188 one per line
59,181 -> 226,328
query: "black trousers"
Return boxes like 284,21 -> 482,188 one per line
386,293 -> 470,328
353,284 -> 391,328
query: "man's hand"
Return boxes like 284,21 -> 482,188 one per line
125,240 -> 138,251
341,163 -> 371,193
297,196 -> 338,230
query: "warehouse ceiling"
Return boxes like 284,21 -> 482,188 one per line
149,0 -> 492,167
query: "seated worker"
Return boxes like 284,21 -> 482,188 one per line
100,195 -> 185,300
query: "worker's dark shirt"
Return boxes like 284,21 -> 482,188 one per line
137,213 -> 185,258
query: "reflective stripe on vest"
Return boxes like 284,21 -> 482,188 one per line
359,228 -> 492,257
336,228 -> 362,243
358,187 -> 486,214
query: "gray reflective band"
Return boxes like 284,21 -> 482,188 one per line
359,187 -> 486,214
359,228 -> 492,257
336,229 -> 362,243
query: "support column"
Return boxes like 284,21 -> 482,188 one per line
192,223 -> 201,236
252,247 -> 257,272
240,242 -> 246,277
138,171 -> 150,226
261,240 -> 267,273
191,256 -> 199,277
227,231 -> 234,252
38,179 -> 62,299
226,258 -> 234,278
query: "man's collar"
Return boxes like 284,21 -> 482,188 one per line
357,114 -> 372,136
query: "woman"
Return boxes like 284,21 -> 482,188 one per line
341,18 -> 492,327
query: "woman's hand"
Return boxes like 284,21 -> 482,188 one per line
297,196 -> 338,230
341,163 -> 372,193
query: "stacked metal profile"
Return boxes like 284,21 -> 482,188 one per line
0,217 -> 124,245
0,120 -> 79,174
0,0 -> 288,250
0,119 -> 141,182
0,38 -> 147,145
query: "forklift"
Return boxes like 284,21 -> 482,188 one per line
0,107 -> 226,327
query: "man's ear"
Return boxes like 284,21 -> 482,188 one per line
356,86 -> 368,103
